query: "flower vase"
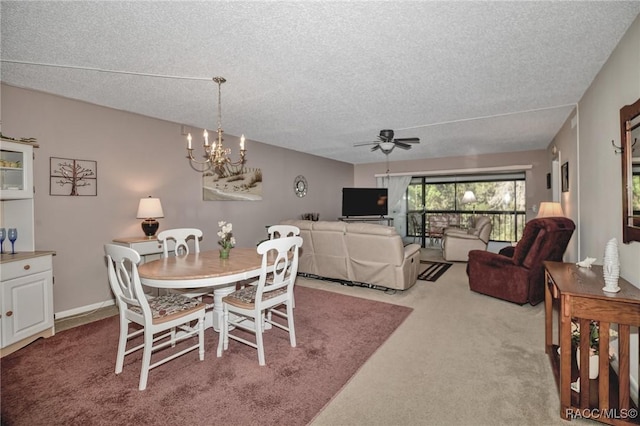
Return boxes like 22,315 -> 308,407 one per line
220,248 -> 230,259
576,348 -> 599,379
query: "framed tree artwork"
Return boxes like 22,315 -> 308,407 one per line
561,161 -> 569,193
50,157 -> 97,196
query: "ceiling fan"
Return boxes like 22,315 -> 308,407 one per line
354,129 -> 420,154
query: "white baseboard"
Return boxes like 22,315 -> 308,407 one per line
54,299 -> 115,319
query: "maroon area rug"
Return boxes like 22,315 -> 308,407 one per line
1,286 -> 412,426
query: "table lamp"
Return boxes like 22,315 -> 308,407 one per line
461,190 -> 477,216
461,190 -> 476,205
537,202 -> 564,218
137,196 -> 164,237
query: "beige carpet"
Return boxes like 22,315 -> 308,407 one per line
304,248 -> 583,426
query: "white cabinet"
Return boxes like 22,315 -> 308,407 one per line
0,138 -> 55,357
1,139 -> 37,252
0,139 -> 34,200
0,253 -> 55,356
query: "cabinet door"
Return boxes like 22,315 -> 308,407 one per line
1,271 -> 54,347
0,140 -> 34,200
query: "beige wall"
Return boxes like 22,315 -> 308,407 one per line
547,109 -> 579,262
1,84 -> 353,314
577,14 -> 640,287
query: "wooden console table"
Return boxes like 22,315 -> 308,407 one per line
544,261 -> 640,424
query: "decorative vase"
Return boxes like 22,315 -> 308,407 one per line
603,238 -> 620,292
576,348 -> 600,379
219,248 -> 230,259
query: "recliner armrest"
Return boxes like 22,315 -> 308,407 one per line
498,245 -> 516,258
468,250 -> 516,268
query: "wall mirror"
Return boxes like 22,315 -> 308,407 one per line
621,97 -> 640,243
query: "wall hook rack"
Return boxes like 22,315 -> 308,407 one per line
612,138 -> 637,154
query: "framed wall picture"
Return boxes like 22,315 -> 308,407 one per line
561,162 -> 569,192
202,167 -> 263,201
50,157 -> 97,196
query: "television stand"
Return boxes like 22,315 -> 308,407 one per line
339,216 -> 394,226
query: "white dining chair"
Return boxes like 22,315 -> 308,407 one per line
267,224 -> 300,240
244,224 -> 301,309
157,228 -> 214,300
268,224 -> 300,308
217,236 -> 302,366
157,228 -> 202,257
104,244 -> 205,391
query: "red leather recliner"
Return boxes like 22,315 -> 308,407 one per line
466,217 -> 575,305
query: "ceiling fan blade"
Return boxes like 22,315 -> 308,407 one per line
353,141 -> 378,147
395,142 -> 412,149
371,145 -> 381,151
394,137 -> 420,143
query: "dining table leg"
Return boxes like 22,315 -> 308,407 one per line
212,284 -> 237,332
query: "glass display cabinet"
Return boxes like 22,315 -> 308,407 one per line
0,139 -> 34,200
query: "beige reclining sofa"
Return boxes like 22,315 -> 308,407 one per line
280,219 -> 421,291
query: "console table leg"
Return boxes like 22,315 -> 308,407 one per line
559,293 -> 573,420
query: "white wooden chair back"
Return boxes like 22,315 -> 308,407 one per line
267,225 -> 300,240
157,228 -> 203,257
254,236 -> 302,311
105,243 -> 150,318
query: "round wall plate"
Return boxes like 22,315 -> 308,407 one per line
294,175 -> 307,197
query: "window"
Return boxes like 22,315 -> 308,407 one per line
407,173 -> 526,244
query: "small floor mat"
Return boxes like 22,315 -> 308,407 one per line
418,260 -> 453,282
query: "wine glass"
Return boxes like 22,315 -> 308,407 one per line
8,228 -> 17,254
0,228 -> 5,255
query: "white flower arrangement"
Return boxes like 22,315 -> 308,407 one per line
217,221 -> 236,250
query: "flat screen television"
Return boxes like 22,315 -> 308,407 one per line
342,188 -> 388,217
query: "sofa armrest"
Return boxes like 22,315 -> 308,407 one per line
403,243 -> 421,259
445,232 -> 482,241
443,226 -> 471,236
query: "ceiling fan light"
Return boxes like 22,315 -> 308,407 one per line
380,141 -> 395,151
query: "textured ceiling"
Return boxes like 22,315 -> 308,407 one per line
2,1 -> 640,164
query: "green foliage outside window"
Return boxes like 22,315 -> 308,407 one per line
633,174 -> 639,211
407,178 -> 526,242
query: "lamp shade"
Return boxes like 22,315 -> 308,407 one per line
537,202 -> 564,218
136,197 -> 164,237
136,197 -> 164,219
461,190 -> 477,204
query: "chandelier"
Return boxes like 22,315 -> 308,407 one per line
186,76 -> 247,176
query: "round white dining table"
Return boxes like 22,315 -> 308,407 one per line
138,248 -> 264,331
